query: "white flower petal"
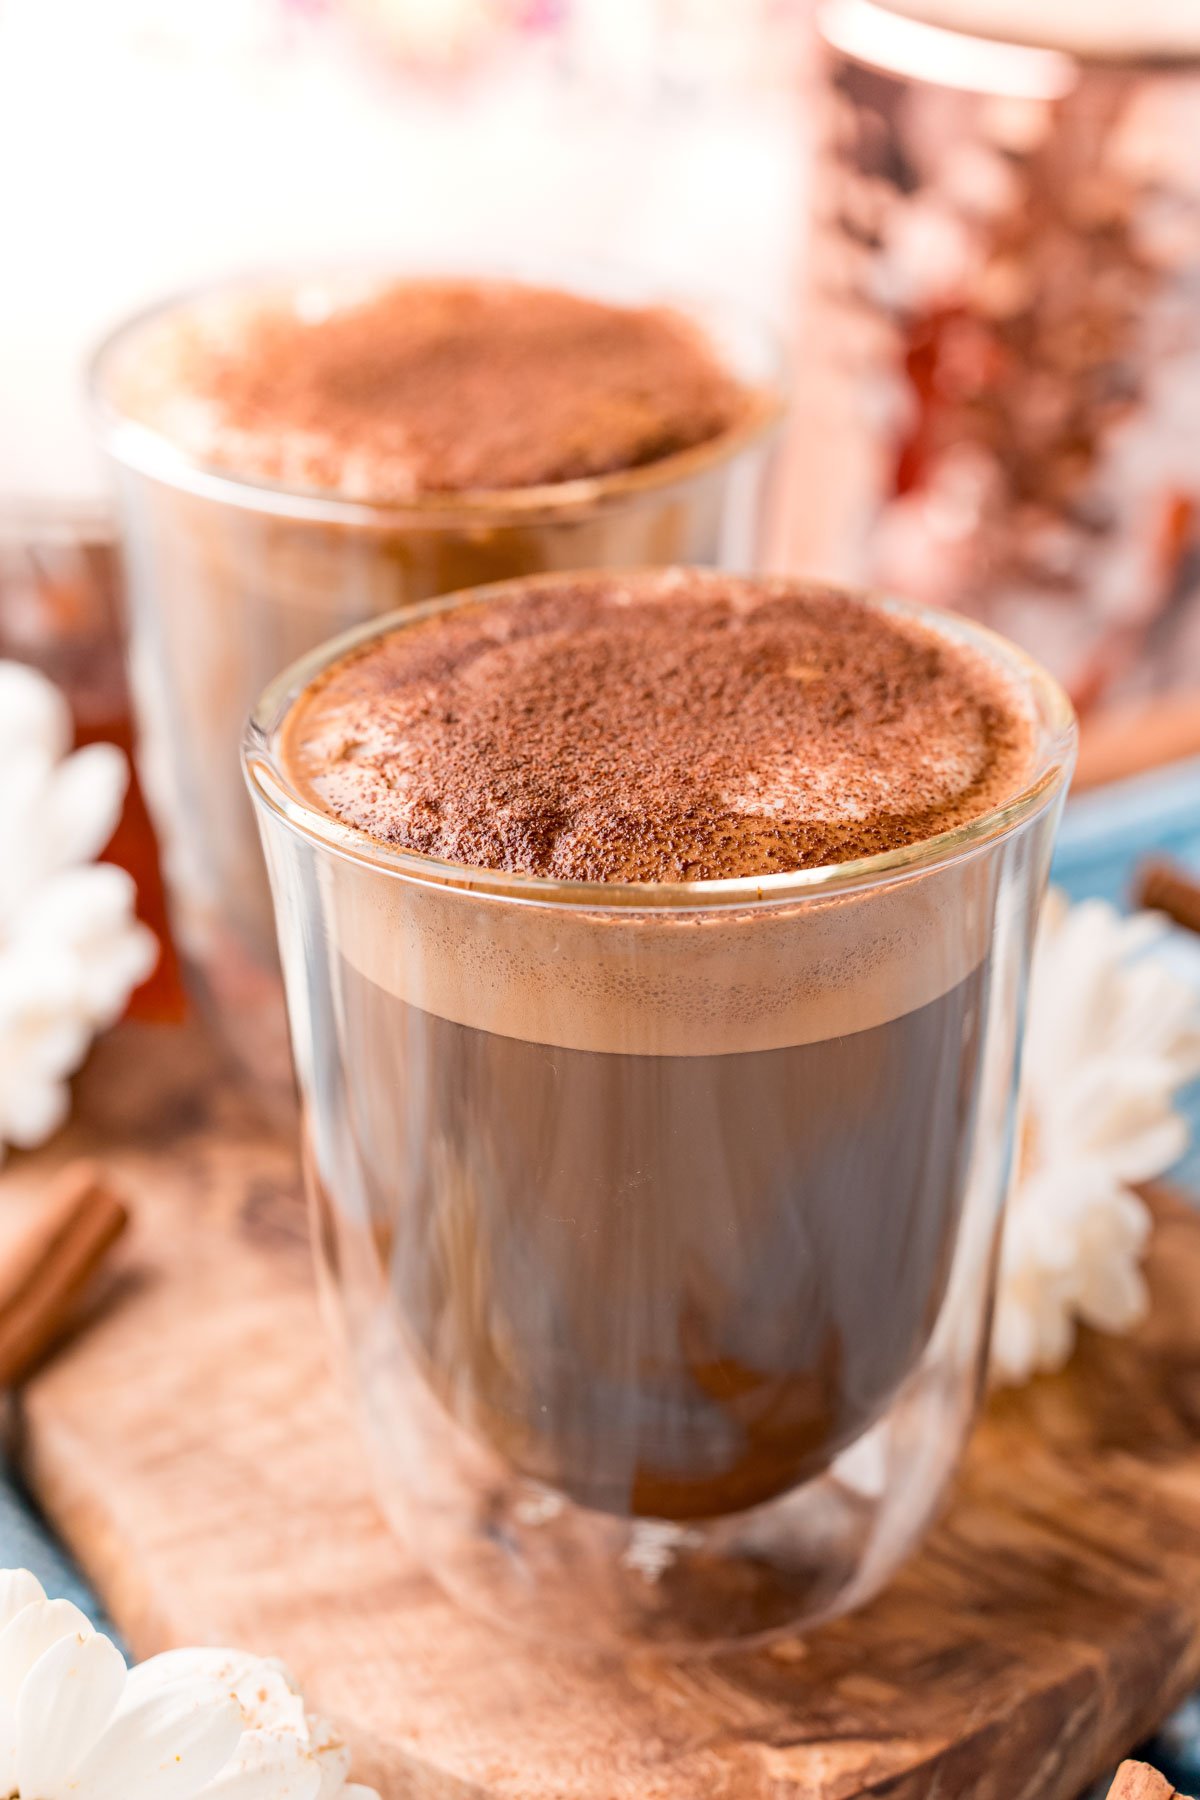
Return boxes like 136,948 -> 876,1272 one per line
1107,1115 -> 1189,1185
44,743 -> 129,873
0,1575 -> 381,1800
0,1598 -> 93,1706
0,947 -> 80,1034
0,663 -> 71,764
0,1578 -> 43,1800
0,1714 -> 14,1794
996,889 -> 1200,1384
991,1303 -> 1037,1387
309,1718 -> 351,1800
0,1571 -> 45,1633
198,1728 -> 322,1800
126,1652 -> 305,1731
125,1648 -> 264,1699
76,923 -> 159,1028
16,1629 -> 126,1795
15,867 -> 158,1029
1077,1259 -> 1149,1335
0,753 -> 61,926
73,1680 -> 243,1800
1035,1301 -> 1076,1375
1052,1060 -> 1189,1178
0,1075 -> 71,1151
240,1675 -> 308,1738
0,664 -> 152,1160
21,866 -> 141,958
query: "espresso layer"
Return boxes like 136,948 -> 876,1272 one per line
131,280 -> 749,500
283,571 -> 1036,881
348,967 -> 982,1518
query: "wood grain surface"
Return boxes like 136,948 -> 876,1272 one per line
5,1020 -> 1200,1800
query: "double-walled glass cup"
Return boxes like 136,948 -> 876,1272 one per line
244,574 -> 1075,1653
91,268 -> 784,1105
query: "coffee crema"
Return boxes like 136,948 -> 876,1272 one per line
267,574 -> 1046,1523
117,280 -> 753,502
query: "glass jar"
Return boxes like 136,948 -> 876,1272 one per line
788,0 -> 1200,718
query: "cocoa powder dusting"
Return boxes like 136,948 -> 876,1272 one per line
168,280 -> 751,498
282,571 -> 1036,881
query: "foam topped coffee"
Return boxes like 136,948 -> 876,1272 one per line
264,571 -> 1052,1519
275,570 -> 1037,1058
115,280 -> 752,502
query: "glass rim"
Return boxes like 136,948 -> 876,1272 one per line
818,0 -> 1200,77
242,568 -> 1077,914
87,258 -> 788,529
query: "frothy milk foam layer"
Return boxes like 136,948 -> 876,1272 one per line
107,278 -> 753,504
276,571 -> 1038,1056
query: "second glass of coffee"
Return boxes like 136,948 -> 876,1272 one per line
246,568 -> 1075,1651
91,271 -> 784,1098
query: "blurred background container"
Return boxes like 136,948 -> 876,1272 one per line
790,0 -> 1200,723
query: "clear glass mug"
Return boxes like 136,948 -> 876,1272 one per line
244,573 -> 1075,1653
90,267 -> 784,1109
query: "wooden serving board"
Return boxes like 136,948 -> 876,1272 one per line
6,1020 -> 1200,1800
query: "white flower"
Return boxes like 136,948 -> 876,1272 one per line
0,662 -> 157,1160
992,890 -> 1200,1385
0,1569 -> 378,1800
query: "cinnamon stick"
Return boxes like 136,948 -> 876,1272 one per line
0,1161 -> 129,1388
1135,859 -> 1200,937
1106,1762 -> 1185,1800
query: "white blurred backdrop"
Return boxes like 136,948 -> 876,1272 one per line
0,0 -> 811,509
